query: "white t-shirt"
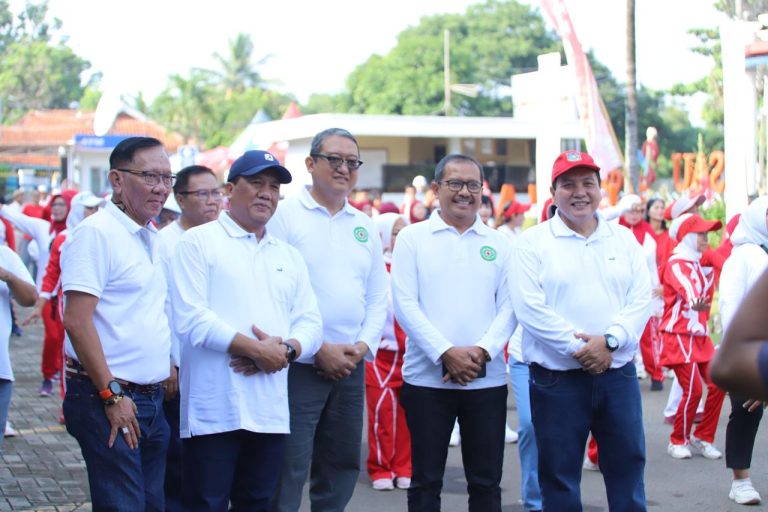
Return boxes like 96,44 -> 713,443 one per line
157,220 -> 185,367
268,186 -> 387,362
0,247 -> 35,380
391,211 -> 517,389
170,212 -> 322,437
61,201 -> 171,384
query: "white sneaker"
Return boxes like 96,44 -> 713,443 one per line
690,437 -> 722,459
372,478 -> 394,491
582,455 -> 600,471
730,479 -> 762,505
395,477 -> 411,490
449,423 -> 460,447
667,442 -> 692,459
4,422 -> 17,437
505,424 -> 519,444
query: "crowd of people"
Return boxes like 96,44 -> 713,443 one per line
0,129 -> 767,511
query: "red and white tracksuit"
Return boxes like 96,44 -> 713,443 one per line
365,263 -> 411,482
40,232 -> 66,396
660,253 -> 725,446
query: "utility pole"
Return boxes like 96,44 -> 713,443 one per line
444,28 -> 451,116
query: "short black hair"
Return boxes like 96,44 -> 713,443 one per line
434,154 -> 484,183
174,165 -> 216,194
552,170 -> 601,190
310,128 -> 358,156
109,137 -> 163,169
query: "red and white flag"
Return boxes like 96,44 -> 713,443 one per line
539,0 -> 624,177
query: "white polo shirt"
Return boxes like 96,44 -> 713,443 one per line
61,201 -> 171,384
512,212 -> 652,371
157,220 -> 185,367
268,186 -> 387,362
391,212 -> 517,389
170,212 -> 323,437
0,247 -> 34,381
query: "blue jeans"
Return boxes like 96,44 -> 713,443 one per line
183,430 -> 286,512
272,362 -> 364,512
64,376 -> 170,512
0,379 -> 12,455
509,359 -> 542,512
400,383 -> 507,512
530,363 -> 646,512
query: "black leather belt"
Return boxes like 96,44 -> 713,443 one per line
65,357 -> 161,394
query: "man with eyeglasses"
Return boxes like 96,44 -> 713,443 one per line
390,154 -> 516,512
270,128 -> 387,512
155,164 -> 223,512
61,136 -> 174,510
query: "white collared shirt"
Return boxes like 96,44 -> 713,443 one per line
170,211 -> 323,437
391,212 -> 517,389
157,220 -> 185,367
512,212 -> 652,370
61,201 -> 171,384
268,186 -> 387,362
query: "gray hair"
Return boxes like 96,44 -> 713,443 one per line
310,128 -> 359,156
434,154 -> 484,183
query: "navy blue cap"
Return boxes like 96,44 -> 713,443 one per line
227,150 -> 292,184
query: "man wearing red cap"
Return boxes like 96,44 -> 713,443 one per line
660,213 -> 726,460
512,150 -> 652,511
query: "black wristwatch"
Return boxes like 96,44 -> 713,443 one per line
283,343 -> 297,363
604,334 -> 619,352
99,379 -> 124,406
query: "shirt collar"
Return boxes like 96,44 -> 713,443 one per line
298,185 -> 356,217
428,209 -> 488,236
218,211 -> 276,244
105,200 -> 158,236
550,210 -> 613,240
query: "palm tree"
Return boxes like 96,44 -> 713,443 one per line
210,33 -> 268,97
625,0 -> 639,193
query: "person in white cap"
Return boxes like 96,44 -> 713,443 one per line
716,197 -> 768,505
660,213 -> 725,460
512,150 -> 652,511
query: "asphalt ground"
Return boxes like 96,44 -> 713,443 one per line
0,314 -> 762,511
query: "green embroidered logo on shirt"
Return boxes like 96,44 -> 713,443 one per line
480,245 -> 497,261
353,226 -> 369,243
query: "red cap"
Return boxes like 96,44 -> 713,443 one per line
551,150 -> 600,185
504,202 -> 532,218
668,213 -> 723,242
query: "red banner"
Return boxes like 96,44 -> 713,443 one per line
539,0 -> 624,177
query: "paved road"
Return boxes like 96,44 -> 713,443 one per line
0,317 -> 763,511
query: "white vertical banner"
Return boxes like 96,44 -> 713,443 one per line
539,0 -> 624,177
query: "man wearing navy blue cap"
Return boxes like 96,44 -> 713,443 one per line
169,150 -> 323,511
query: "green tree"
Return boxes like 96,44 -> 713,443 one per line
0,1 -> 89,123
209,33 -> 268,97
339,0 -> 560,116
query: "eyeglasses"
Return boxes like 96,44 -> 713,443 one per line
115,168 -> 176,187
178,188 -> 224,200
439,179 -> 483,193
311,153 -> 363,171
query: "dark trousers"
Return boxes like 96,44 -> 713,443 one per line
163,392 -> 183,512
725,393 -> 764,470
530,363 -> 646,512
400,383 -> 507,512
183,430 -> 286,512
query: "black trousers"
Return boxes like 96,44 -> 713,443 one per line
400,383 -> 507,512
725,393 -> 764,470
